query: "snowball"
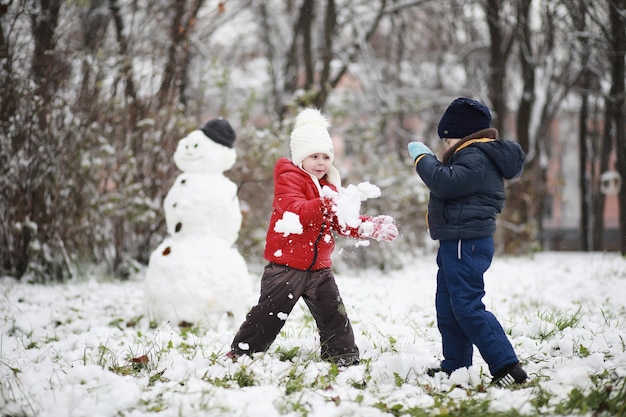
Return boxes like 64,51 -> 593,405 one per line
274,212 -> 303,236
322,182 -> 382,229
356,181 -> 382,200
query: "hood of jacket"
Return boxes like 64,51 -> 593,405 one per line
443,128 -> 525,180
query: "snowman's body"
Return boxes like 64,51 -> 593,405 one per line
163,171 -> 241,244
144,129 -> 251,326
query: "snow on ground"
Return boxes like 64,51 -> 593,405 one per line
1,251 -> 625,416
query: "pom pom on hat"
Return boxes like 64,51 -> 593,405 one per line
437,97 -> 492,139
201,117 -> 236,148
290,108 -> 335,167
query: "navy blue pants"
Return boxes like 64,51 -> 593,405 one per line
436,237 -> 519,375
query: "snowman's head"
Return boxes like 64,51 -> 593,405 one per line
174,130 -> 237,173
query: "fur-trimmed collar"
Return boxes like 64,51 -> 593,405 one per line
442,128 -> 499,164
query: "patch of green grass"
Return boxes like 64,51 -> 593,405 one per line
284,368 -> 306,395
275,346 -> 300,362
394,372 -> 405,387
179,324 -> 202,339
530,383 -> 553,410
578,343 -> 591,358
141,393 -> 168,412
176,340 -> 199,357
311,363 -> 340,390
374,401 -> 448,417
535,306 -> 583,341
430,395 -> 527,417
203,365 -> 257,388
555,375 -> 626,416
233,365 -> 256,387
148,369 -> 167,386
201,372 -> 233,388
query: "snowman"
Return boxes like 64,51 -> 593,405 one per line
144,118 -> 251,327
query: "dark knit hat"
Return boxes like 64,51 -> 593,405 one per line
201,117 -> 236,148
437,97 -> 491,139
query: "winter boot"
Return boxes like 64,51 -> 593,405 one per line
491,363 -> 528,387
426,367 -> 452,378
327,354 -> 360,367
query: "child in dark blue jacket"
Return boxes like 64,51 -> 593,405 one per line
407,97 -> 528,387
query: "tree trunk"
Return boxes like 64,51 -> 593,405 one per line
608,0 -> 626,254
78,0 -> 110,114
484,0 -> 515,135
30,0 -> 63,107
592,99 -> 610,250
578,89 -> 590,251
258,2 -> 283,118
496,0 -> 534,254
157,0 -> 213,108
109,0 -> 141,119
281,0 -> 315,116
312,0 -> 335,109
159,0 -> 186,107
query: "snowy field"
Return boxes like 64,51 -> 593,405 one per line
1,251 -> 625,417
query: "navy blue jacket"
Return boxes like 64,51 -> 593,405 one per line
415,128 -> 525,241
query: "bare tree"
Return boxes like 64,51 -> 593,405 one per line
571,1 -> 594,251
109,0 -> 143,122
606,0 -> 626,254
498,0 -> 602,253
570,0 -> 625,252
483,0 -> 518,135
78,0 -> 110,108
3,0 -> 623,280
158,0 -> 205,108
499,0 -> 536,253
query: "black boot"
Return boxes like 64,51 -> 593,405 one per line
426,367 -> 452,377
491,363 -> 528,387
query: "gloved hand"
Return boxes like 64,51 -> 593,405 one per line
367,215 -> 398,242
407,141 -> 433,161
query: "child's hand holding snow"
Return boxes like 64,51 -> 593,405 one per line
359,215 -> 398,242
322,182 -> 382,229
333,185 -> 364,228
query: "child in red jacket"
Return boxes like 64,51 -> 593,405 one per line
228,108 -> 398,366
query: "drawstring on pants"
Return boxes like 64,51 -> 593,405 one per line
457,239 -> 462,260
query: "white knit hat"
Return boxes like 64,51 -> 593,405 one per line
290,108 -> 335,166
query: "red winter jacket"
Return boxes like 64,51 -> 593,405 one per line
263,158 -> 365,270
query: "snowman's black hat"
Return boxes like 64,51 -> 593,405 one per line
201,117 -> 236,148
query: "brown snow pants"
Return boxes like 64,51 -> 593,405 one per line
230,263 -> 359,363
